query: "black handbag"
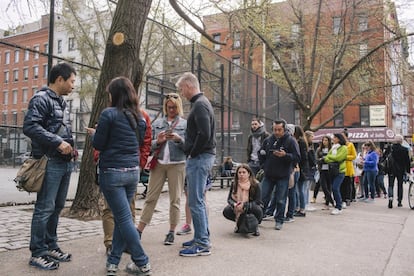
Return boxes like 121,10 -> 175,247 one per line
328,162 -> 340,177
237,212 -> 258,234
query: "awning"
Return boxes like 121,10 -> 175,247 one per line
313,127 -> 396,143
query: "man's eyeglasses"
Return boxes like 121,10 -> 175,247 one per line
165,94 -> 179,99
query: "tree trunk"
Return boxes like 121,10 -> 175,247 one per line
70,0 -> 153,218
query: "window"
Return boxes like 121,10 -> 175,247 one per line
291,23 -> 300,40
12,89 -> 17,105
232,56 -> 240,74
23,68 -> 28,80
333,106 -> 344,127
272,57 -> 281,70
12,112 -> 17,125
57,40 -> 62,54
13,69 -> 18,82
3,91 -> 8,105
213,34 -> 221,51
32,87 -> 38,97
333,17 -> 341,35
2,112 -> 7,125
232,111 -> 240,129
44,43 -> 49,54
68,37 -> 75,51
5,51 -> 10,64
14,50 -> 19,63
4,71 -> 9,83
22,88 -> 28,103
233,32 -> 240,49
33,66 -> 39,79
360,105 -> 369,126
24,49 -> 30,61
360,43 -> 368,58
33,45 -> 39,59
43,64 -> 48,79
358,14 -> 368,31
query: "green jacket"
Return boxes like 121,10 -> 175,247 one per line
324,145 -> 348,173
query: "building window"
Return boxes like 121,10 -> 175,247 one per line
14,50 -> 20,63
233,32 -> 241,49
272,57 -> 281,71
43,64 -> 48,79
13,69 -> 18,82
12,112 -> 17,125
22,88 -> 28,103
12,89 -> 17,105
232,56 -> 240,74
23,68 -> 28,80
33,66 -> 39,79
57,40 -> 62,54
213,34 -> 221,51
333,17 -> 341,35
34,45 -> 40,59
333,106 -> 344,127
68,37 -> 75,51
32,87 -> 38,97
24,49 -> 30,61
2,112 -> 7,125
5,51 -> 10,64
360,43 -> 368,58
4,71 -> 9,83
360,105 -> 369,126
291,23 -> 300,40
3,91 -> 8,105
44,43 -> 49,54
232,110 -> 240,129
358,14 -> 368,31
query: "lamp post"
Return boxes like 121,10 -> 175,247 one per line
47,0 -> 55,85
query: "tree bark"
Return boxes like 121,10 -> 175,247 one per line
70,0 -> 153,218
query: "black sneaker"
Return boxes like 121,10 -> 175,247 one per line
48,248 -> 72,262
164,232 -> 174,245
388,200 -> 393,209
293,211 -> 306,217
29,255 -> 59,270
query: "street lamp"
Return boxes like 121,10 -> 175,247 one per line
47,0 -> 55,85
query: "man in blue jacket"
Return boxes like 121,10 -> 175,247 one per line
259,119 -> 300,230
23,63 -> 76,270
176,72 -> 216,257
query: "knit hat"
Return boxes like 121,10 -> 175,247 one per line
286,124 -> 295,135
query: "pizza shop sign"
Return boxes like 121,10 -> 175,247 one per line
313,128 -> 396,143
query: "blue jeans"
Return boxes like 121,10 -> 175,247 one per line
99,167 -> 149,267
261,176 -> 289,224
286,171 -> 299,217
296,178 -> 310,210
332,173 -> 345,210
30,158 -> 72,257
186,153 -> 215,247
363,171 -> 377,199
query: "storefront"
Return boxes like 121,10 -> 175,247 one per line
313,127 -> 396,143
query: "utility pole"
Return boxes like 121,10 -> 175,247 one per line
47,0 -> 55,85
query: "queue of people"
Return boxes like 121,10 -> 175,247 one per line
24,64 -> 412,275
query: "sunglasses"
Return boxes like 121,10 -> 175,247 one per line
165,94 -> 179,99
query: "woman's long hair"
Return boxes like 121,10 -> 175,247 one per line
106,77 -> 142,121
232,163 -> 259,201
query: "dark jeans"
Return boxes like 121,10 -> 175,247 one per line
223,203 -> 263,224
30,158 -> 72,257
286,171 -> 299,218
340,176 -> 353,202
363,171 -> 377,199
332,173 -> 345,210
375,174 -> 387,196
319,170 -> 334,205
388,173 -> 404,202
248,160 -> 261,176
261,176 -> 289,224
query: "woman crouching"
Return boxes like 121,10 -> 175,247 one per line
223,164 -> 263,236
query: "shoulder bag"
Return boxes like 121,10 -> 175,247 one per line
14,155 -> 48,193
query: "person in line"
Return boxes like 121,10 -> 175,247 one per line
221,156 -> 234,177
340,130 -> 357,208
223,164 -> 263,236
361,141 -> 379,203
387,134 -> 411,208
137,93 -> 187,246
86,77 -> 151,276
176,72 -> 216,257
375,148 -> 387,198
284,124 -> 299,223
304,130 -> 317,212
324,133 -> 348,215
259,119 -> 300,230
247,117 -> 269,176
100,109 -> 152,256
313,135 -> 333,207
24,63 -> 76,270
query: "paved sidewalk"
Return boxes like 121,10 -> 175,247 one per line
1,182 -> 414,275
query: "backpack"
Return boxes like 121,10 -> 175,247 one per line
236,213 -> 258,234
381,153 -> 394,174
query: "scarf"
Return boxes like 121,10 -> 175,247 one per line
235,179 -> 251,221
251,125 -> 265,138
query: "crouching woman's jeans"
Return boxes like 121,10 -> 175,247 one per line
223,202 -> 263,224
99,167 -> 149,267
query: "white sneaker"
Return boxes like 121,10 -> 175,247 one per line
342,202 -> 347,209
330,208 -> 342,215
305,206 -> 316,212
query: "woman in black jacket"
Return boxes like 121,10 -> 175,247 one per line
223,164 -> 263,236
